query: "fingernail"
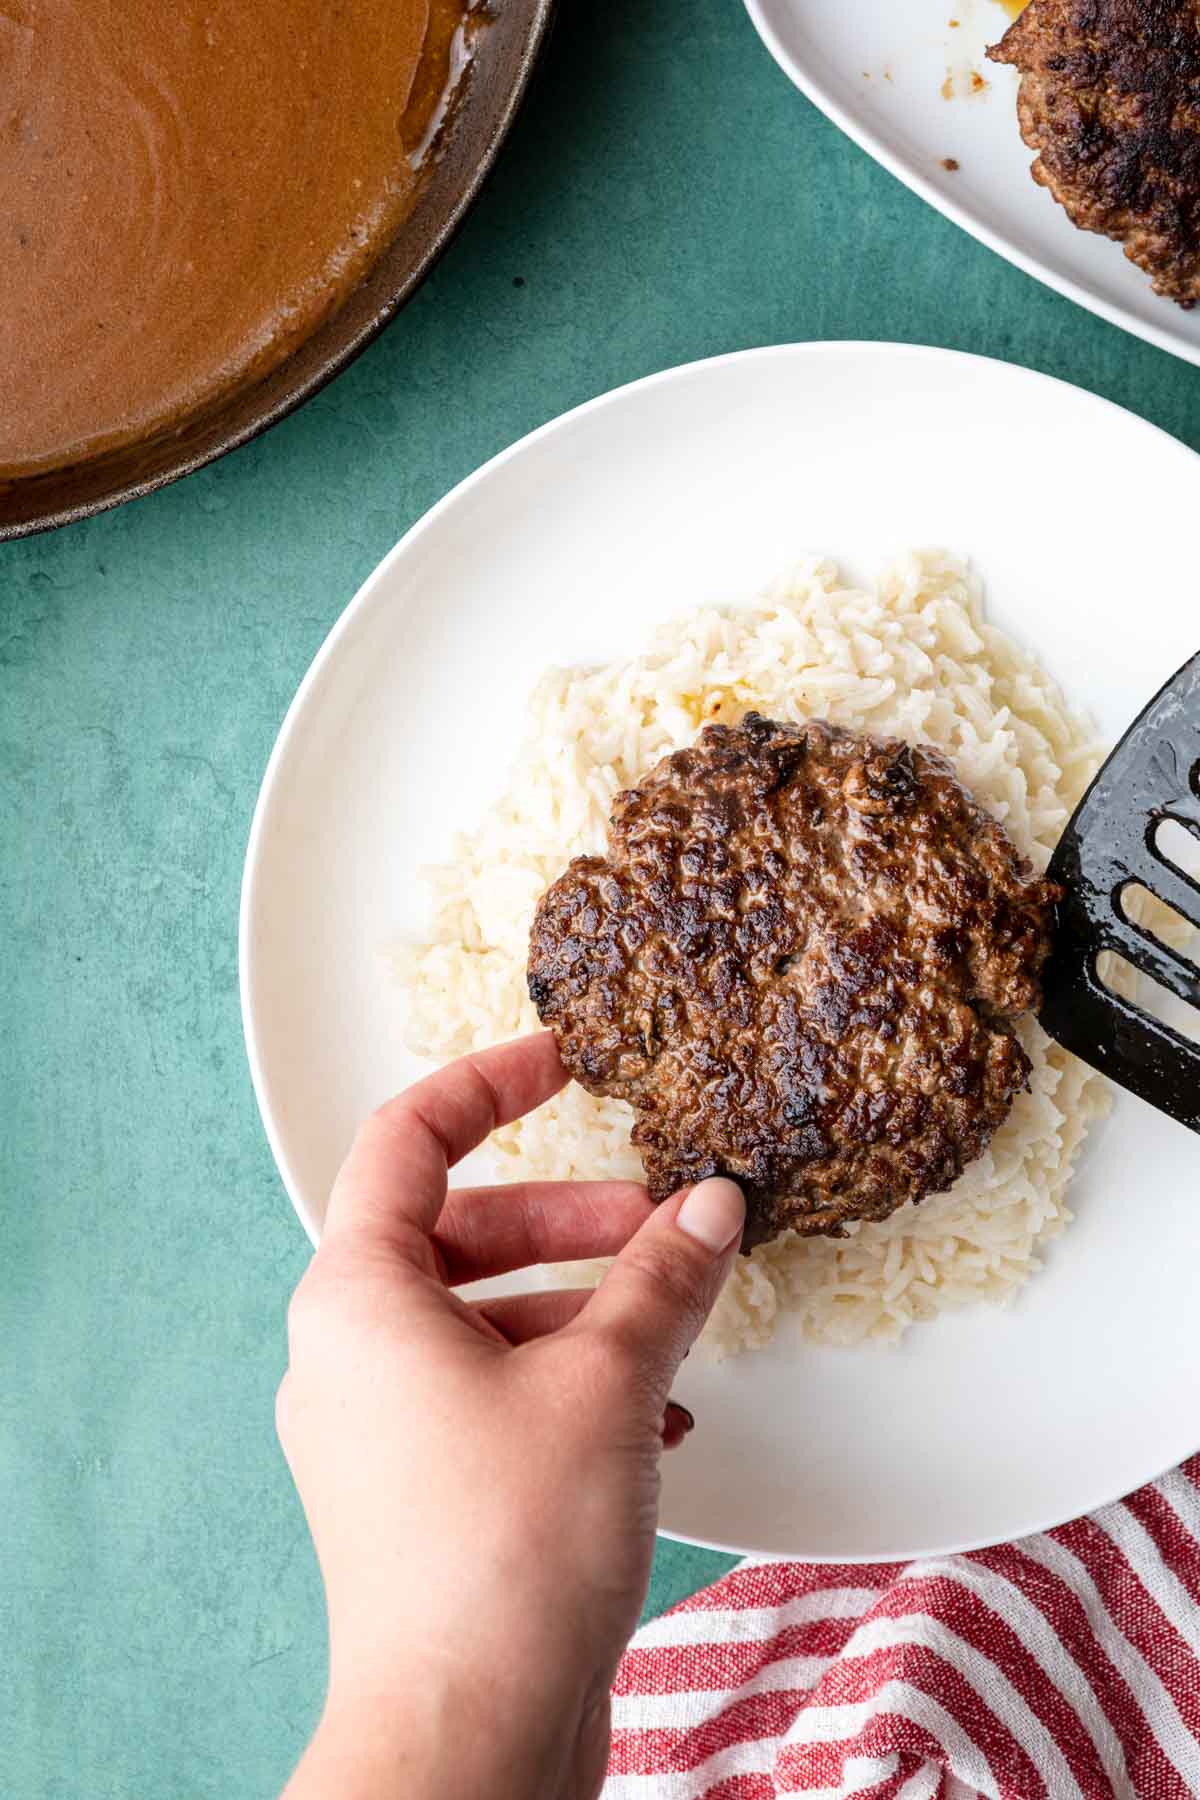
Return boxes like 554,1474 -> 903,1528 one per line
676,1177 -> 745,1253
668,1402 -> 695,1434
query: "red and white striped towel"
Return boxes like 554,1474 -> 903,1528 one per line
606,1454 -> 1200,1799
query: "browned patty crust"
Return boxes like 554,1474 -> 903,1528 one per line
527,716 -> 1060,1247
989,0 -> 1200,307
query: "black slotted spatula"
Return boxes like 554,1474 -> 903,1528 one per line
1040,651 -> 1200,1125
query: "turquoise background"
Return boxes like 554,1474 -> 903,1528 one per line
6,0 -> 1200,1792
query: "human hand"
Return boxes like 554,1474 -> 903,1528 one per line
278,1031 -> 745,1800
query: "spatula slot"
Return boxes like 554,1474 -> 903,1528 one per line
1120,822 -> 1200,931
1106,896 -> 1200,1005
1117,881 -> 1200,966
1153,815 -> 1200,883
1099,949 -> 1200,1040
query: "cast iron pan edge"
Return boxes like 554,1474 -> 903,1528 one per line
0,0 -> 556,543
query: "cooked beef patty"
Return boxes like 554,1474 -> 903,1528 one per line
989,0 -> 1200,307
527,715 -> 1060,1247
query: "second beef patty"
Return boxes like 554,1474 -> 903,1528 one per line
989,0 -> 1200,308
527,714 -> 1061,1247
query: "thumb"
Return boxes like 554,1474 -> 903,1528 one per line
575,1178 -> 745,1397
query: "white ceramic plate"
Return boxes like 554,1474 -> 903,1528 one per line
743,0 -> 1200,367
241,343 -> 1200,1560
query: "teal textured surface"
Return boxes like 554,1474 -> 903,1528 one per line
5,0 -> 1200,1792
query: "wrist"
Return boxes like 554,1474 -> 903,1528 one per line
291,1666 -> 592,1800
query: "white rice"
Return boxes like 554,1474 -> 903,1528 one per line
396,549 -> 1110,1353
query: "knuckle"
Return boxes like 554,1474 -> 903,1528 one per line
590,1319 -> 645,1383
366,1094 -> 411,1139
627,1242 -> 708,1337
588,1322 -> 670,1424
343,1097 -> 414,1178
285,1242 -> 362,1349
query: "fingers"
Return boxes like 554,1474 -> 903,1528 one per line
323,1033 -> 566,1253
470,1288 -> 591,1344
471,1293 -> 699,1447
571,1178 -> 745,1398
434,1180 -> 654,1284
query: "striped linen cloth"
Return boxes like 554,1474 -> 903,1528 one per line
605,1455 -> 1200,1799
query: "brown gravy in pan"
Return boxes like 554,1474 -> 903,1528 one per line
0,0 -> 467,478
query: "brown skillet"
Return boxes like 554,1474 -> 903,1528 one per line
0,0 -> 555,543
